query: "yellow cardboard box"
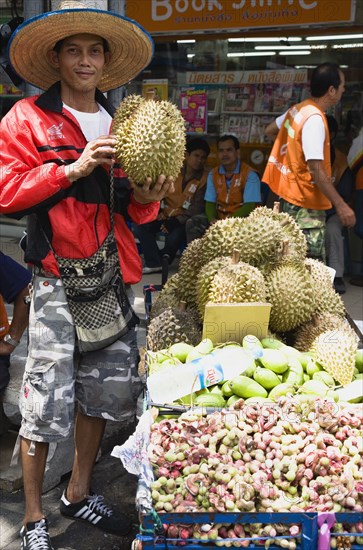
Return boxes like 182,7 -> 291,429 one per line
202,302 -> 272,345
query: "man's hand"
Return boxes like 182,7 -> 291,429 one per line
132,175 -> 175,205
336,202 -> 356,228
65,135 -> 117,183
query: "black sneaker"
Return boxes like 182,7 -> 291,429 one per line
60,491 -> 131,536
20,518 -> 54,550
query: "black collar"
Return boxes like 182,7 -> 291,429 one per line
34,82 -> 115,116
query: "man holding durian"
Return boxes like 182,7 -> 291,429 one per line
0,2 -> 174,549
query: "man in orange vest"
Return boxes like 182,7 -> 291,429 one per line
0,251 -> 31,391
185,134 -> 261,241
134,137 -> 210,274
263,63 -> 355,262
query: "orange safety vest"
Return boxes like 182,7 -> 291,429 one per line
212,162 -> 253,219
0,295 -> 9,339
161,169 -> 208,218
263,99 -> 332,210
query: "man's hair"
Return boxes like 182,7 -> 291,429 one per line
217,134 -> 240,150
186,137 -> 210,156
53,36 -> 110,53
310,63 -> 342,98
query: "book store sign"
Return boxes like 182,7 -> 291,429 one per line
126,0 -> 355,33
185,69 -> 308,86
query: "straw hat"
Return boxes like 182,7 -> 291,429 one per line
8,1 -> 154,92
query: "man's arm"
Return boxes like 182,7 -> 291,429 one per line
0,286 -> 29,356
265,120 -> 280,140
307,159 -> 356,227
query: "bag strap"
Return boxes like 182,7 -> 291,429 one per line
39,165 -> 116,260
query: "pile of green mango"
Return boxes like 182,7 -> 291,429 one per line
146,336 -> 363,407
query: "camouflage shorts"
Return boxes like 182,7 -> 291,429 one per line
19,275 -> 142,443
280,199 -> 326,262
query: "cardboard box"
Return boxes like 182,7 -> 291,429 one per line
202,302 -> 272,345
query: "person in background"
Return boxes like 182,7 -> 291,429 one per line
185,134 -> 261,241
133,137 -> 210,274
0,252 -> 31,391
263,63 -> 355,262
0,3 -> 173,549
347,123 -> 363,287
325,115 -> 355,295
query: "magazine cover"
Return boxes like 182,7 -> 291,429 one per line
224,85 -> 256,113
249,115 -> 275,144
223,114 -> 252,143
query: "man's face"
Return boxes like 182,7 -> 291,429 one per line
49,33 -> 109,93
186,149 -> 208,172
218,139 -> 239,169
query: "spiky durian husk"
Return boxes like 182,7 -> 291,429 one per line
147,307 -> 202,352
177,238 -> 206,308
266,264 -> 315,333
112,94 -> 146,135
199,216 -> 284,270
195,256 -> 231,318
249,206 -> 308,264
305,258 -> 346,318
115,99 -> 186,186
208,262 -> 267,305
199,218 -> 246,266
150,273 -> 181,320
311,327 -> 358,386
292,312 -> 351,352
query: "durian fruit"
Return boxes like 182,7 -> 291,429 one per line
199,215 -> 284,270
178,238 -> 206,308
199,217 -> 246,266
112,94 -> 146,135
150,273 -> 181,320
292,312 -> 351,352
207,257 -> 267,307
305,258 -> 346,318
248,204 -> 308,266
311,326 -> 359,386
196,256 -> 231,318
114,98 -> 186,187
147,303 -> 202,352
266,264 -> 315,333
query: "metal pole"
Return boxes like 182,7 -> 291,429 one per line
108,0 -> 126,107
22,0 -> 45,97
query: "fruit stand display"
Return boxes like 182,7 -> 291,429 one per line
113,204 -> 363,549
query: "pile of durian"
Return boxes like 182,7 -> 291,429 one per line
113,94 -> 186,186
148,204 -> 359,386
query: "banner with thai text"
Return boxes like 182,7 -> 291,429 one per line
184,68 -> 308,86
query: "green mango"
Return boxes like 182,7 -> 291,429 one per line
253,367 -> 281,389
355,349 -> 363,373
168,342 -> 194,362
306,359 -> 323,376
194,393 -> 226,408
300,352 -> 313,370
313,371 -> 336,387
299,380 -> 328,397
210,384 -> 223,396
222,380 -> 234,397
268,383 -> 295,400
259,349 -> 289,374
194,338 -> 214,354
280,345 -> 303,363
226,394 -> 243,407
326,389 -> 340,403
243,396 -> 274,405
242,334 -> 263,351
260,337 -> 285,350
242,359 -> 257,378
282,359 -> 304,386
229,375 -> 268,399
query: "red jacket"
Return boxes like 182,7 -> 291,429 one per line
0,83 -> 159,284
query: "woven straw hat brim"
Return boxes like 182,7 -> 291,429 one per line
8,8 -> 154,92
